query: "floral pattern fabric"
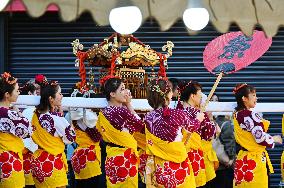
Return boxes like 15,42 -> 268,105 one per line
187,149 -> 205,177
31,151 -> 64,183
155,160 -> 191,188
138,152 -> 148,176
236,110 -> 274,148
0,151 -> 23,179
23,151 -> 33,176
0,107 -> 32,139
105,148 -> 138,184
234,155 -> 257,186
71,145 -> 97,174
38,112 -> 76,144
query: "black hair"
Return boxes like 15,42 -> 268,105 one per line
234,83 -> 256,111
0,75 -> 17,101
179,80 -> 202,102
168,78 -> 179,92
21,82 -> 36,95
103,78 -> 123,101
36,81 -> 60,112
211,93 -> 219,101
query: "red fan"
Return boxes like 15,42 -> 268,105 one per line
202,30 -> 272,109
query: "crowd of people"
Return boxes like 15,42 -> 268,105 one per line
0,72 -> 283,188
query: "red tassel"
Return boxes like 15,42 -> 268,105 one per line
77,51 -> 87,87
157,53 -> 167,78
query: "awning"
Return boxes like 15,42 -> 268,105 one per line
3,0 -> 284,37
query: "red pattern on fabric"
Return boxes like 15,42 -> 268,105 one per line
71,145 -> 97,174
129,166 -> 137,177
138,153 -> 148,174
105,148 -> 138,184
0,152 -> 9,163
0,151 -> 23,179
54,158 -> 63,170
147,139 -> 153,146
13,160 -> 22,171
113,156 -> 124,166
48,154 -> 55,161
42,161 -> 53,173
187,149 -> 205,176
38,151 -> 48,162
31,151 -> 64,183
234,155 -> 256,185
155,159 -> 191,188
2,163 -> 12,178
23,152 -> 33,174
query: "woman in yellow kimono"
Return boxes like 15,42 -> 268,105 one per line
178,81 -> 217,188
232,83 -> 282,188
66,89 -> 102,187
144,78 -> 199,188
0,72 -> 33,188
30,80 -> 76,188
96,77 -> 145,188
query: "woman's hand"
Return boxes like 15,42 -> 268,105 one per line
53,105 -> 64,116
272,135 -> 283,144
196,112 -> 205,122
123,90 -> 135,114
11,105 -> 23,117
125,89 -> 132,104
123,89 -> 133,107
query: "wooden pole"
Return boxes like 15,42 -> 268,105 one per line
201,72 -> 224,112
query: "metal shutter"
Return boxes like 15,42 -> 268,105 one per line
7,12 -> 283,187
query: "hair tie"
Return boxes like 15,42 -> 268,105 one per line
150,78 -> 171,98
233,83 -> 247,94
1,72 -> 17,85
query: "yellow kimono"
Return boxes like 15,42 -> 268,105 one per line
31,113 -> 69,188
133,132 -> 147,184
0,133 -> 25,188
184,132 -> 207,187
0,107 -> 33,188
182,106 -> 217,186
201,139 -> 218,182
71,128 -> 101,179
233,115 -> 274,188
146,129 -> 196,188
96,112 -> 139,188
